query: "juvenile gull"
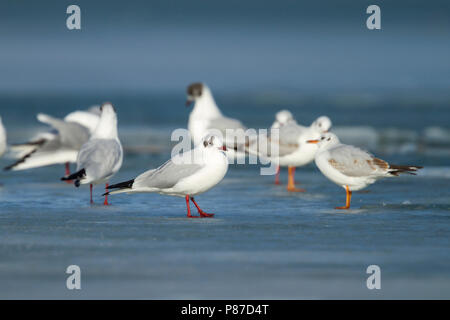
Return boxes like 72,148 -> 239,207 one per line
105,134 -> 228,218
308,132 -> 422,209
62,103 -> 123,205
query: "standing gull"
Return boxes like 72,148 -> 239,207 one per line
104,134 -> 228,218
4,107 -> 100,177
249,116 -> 332,192
307,132 -> 422,209
0,116 -> 7,159
270,109 -> 296,185
62,103 -> 123,205
186,82 -> 247,160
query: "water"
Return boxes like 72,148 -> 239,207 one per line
0,91 -> 449,299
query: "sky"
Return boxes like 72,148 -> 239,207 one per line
0,0 -> 449,93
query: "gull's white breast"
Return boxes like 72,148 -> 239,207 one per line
165,151 -> 228,197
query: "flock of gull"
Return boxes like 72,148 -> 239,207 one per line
0,83 -> 422,217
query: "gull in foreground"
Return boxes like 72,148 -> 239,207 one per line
0,116 -> 6,159
4,107 -> 100,177
249,116 -> 332,192
186,82 -> 248,160
270,110 -> 296,185
308,132 -> 422,209
104,134 -> 228,218
62,103 -> 122,205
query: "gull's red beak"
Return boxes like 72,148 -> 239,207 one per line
307,140 -> 319,144
220,145 -> 227,151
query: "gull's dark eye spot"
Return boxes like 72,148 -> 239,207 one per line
203,140 -> 208,147
327,138 -> 331,141
321,137 -> 325,140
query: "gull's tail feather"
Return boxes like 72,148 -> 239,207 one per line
388,164 -> 423,176
103,179 -> 134,196
61,168 -> 86,187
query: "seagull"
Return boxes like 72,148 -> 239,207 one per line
186,82 -> 247,161
271,109 -> 295,129
61,103 -> 123,205
104,134 -> 228,218
249,116 -> 332,192
307,132 -> 423,209
0,116 -> 7,158
4,107 -> 100,178
270,110 -> 296,184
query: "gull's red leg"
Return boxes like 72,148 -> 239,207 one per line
90,184 -> 93,204
274,165 -> 280,185
104,183 -> 109,206
64,162 -> 72,184
186,195 -> 199,218
190,197 -> 215,218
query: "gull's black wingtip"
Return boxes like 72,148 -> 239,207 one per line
108,179 -> 134,190
61,168 -> 86,181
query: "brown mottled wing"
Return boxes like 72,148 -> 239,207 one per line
327,145 -> 389,177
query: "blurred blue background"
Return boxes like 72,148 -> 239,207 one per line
0,0 -> 449,299
0,0 -> 449,93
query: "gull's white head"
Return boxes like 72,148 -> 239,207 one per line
92,102 -> 118,139
201,134 -> 227,152
307,132 -> 340,150
64,110 -> 100,134
311,116 -> 332,133
273,110 -> 294,128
